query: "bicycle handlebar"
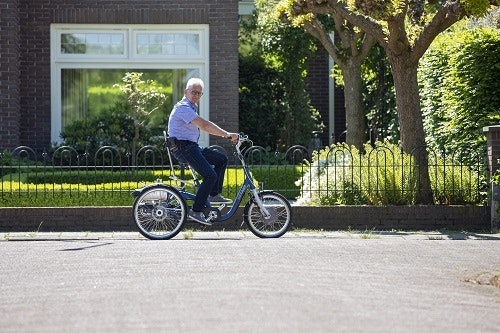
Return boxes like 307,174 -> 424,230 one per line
235,132 -> 251,153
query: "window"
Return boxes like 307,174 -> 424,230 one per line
61,32 -> 125,55
51,24 -> 210,145
135,32 -> 200,56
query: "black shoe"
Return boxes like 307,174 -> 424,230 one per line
188,209 -> 212,225
209,194 -> 232,203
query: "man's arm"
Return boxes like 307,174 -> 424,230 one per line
192,116 -> 238,142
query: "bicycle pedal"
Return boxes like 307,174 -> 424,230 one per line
217,203 -> 226,211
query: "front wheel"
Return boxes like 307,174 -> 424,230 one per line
132,185 -> 187,240
244,191 -> 292,238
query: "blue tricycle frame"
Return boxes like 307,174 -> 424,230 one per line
131,133 -> 292,240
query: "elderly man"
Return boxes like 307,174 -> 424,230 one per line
167,78 -> 238,225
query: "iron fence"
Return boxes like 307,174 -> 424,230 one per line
0,143 -> 489,207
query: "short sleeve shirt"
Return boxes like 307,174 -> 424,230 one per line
167,97 -> 200,143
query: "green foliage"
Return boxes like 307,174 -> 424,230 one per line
1,150 -> 44,178
113,72 -> 167,127
420,27 -> 500,160
331,41 -> 398,143
1,149 -> 484,207
58,105 -> 161,158
241,0 -> 324,148
463,0 -> 491,17
362,43 -> 398,143
239,54 -> 287,148
296,142 -> 414,205
348,0 -> 398,20
468,7 -> 500,29
243,145 -> 290,165
87,85 -> 123,118
24,169 -> 171,185
296,142 -> 484,205
0,151 -> 14,167
0,166 -> 300,207
429,154 -> 485,205
0,192 -> 135,207
250,165 -> 303,198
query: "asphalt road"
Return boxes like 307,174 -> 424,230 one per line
0,230 -> 499,333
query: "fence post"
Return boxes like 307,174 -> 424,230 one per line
483,125 -> 500,232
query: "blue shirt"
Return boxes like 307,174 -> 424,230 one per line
167,96 -> 200,143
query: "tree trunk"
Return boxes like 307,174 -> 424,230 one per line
132,124 -> 140,167
342,61 -> 366,149
389,56 -> 433,204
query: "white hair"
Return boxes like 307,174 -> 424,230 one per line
186,78 -> 204,90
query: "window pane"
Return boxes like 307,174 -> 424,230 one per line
61,33 -> 125,55
136,33 -> 200,56
61,68 -> 200,129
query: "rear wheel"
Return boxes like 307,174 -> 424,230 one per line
244,191 -> 292,238
132,185 -> 187,240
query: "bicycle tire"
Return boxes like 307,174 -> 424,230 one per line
132,185 -> 187,240
244,191 -> 292,238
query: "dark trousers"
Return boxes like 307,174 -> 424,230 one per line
173,143 -> 228,212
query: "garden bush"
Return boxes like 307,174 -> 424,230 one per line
296,142 -> 485,206
420,27 -> 500,161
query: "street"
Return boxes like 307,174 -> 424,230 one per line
0,230 -> 499,332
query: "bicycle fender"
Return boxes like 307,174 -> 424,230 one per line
131,183 -> 175,197
248,190 -> 274,202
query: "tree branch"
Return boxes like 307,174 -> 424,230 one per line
294,0 -> 388,48
303,18 -> 342,65
412,1 -> 465,61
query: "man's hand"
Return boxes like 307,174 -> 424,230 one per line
227,133 -> 239,144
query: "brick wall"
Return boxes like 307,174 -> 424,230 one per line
484,125 -> 500,176
484,125 -> 500,232
0,205 -> 490,232
10,0 -> 238,151
0,0 -> 21,149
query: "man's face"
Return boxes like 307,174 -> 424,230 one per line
185,84 -> 203,104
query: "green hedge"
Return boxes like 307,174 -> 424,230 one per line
296,142 -> 486,206
420,27 -> 500,160
0,192 -> 135,207
0,166 -> 303,207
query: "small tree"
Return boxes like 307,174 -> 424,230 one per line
113,72 -> 166,165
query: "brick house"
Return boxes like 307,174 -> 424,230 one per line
0,0 -> 239,152
0,0 -> 343,152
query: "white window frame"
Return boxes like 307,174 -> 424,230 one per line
50,24 -> 210,146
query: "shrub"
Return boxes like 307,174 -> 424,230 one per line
420,27 -> 500,161
296,142 -> 484,206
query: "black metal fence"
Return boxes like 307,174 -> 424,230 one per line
0,143 -> 489,207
